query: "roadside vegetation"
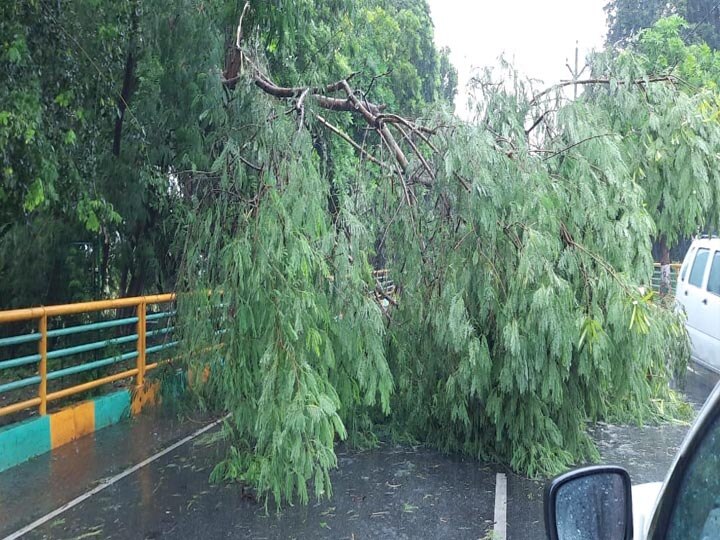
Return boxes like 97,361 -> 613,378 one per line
2,0 -> 719,505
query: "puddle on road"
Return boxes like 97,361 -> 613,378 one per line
27,442 -> 498,540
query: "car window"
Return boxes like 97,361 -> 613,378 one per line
681,248 -> 696,282
708,251 -> 720,296
666,412 -> 720,540
688,249 -> 710,288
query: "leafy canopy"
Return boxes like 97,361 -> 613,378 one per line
177,6 -> 705,507
1,0 -> 709,510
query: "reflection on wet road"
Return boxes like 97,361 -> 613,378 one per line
0,364 -> 716,540
8,442 -> 496,539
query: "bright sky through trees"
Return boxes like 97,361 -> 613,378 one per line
427,0 -> 608,117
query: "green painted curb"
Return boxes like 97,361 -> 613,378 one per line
0,390 -> 133,473
0,416 -> 51,473
94,390 -> 131,429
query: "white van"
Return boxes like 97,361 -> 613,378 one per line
675,236 -> 720,372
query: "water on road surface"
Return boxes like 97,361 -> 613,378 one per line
0,364 -> 716,540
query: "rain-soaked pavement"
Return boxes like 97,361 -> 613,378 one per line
0,364 -> 717,540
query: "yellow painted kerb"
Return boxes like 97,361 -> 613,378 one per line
131,381 -> 160,415
50,401 -> 95,449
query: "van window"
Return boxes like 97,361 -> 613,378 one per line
681,247 -> 696,282
689,249 -> 710,288
708,251 -> 720,296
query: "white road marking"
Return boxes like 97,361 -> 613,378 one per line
493,472 -> 507,540
3,415 -> 227,540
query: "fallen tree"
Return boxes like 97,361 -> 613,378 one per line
174,5 -> 716,507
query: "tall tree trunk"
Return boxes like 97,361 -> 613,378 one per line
100,228 -> 111,297
113,3 -> 139,157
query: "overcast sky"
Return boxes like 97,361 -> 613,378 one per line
427,0 -> 609,117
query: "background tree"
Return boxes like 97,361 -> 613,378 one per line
606,0 -> 720,48
605,0 -> 679,45
0,0 -> 455,308
591,16 -> 720,265
687,0 -> 720,48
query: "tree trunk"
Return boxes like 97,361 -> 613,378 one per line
655,235 -> 671,296
113,4 -> 139,157
100,229 -> 111,297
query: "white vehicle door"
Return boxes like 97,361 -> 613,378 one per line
680,247 -> 713,368
691,249 -> 720,371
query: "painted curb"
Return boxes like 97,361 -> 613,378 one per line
0,383 -> 159,473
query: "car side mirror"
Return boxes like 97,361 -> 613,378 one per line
545,465 -> 633,540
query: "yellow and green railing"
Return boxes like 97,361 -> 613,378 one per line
0,294 -> 176,471
651,262 -> 682,296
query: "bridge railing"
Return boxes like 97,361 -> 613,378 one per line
651,262 -> 682,297
0,270 -> 396,421
0,294 -> 176,419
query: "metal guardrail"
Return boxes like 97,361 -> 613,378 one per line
0,270 -> 394,420
0,294 -> 176,418
651,262 -> 682,296
0,261 -> 677,420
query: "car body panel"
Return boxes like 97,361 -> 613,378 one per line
675,238 -> 720,372
631,482 -> 662,540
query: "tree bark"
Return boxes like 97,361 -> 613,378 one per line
113,5 -> 139,157
100,229 -> 110,296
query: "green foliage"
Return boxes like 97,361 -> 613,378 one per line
633,16 -> 720,88
178,85 -> 391,507
0,1 -> 145,303
589,18 -> 720,243
178,48 -> 698,506
605,0 -> 720,48
377,75 -> 693,476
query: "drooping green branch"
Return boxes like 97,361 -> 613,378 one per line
314,114 -> 394,172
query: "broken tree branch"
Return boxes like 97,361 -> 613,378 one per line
377,113 -> 439,152
453,172 -> 471,193
392,123 -> 435,181
364,69 -> 392,102
539,133 -> 615,160
530,76 -> 678,106
225,5 -> 444,176
296,87 -> 310,131
525,109 -> 557,137
315,114 -> 393,172
236,153 -> 262,172
235,2 -> 250,49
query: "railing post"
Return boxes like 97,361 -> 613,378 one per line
136,300 -> 146,388
38,314 -> 48,415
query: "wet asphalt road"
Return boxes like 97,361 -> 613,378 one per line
1,424 -> 497,540
0,364 -> 717,540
